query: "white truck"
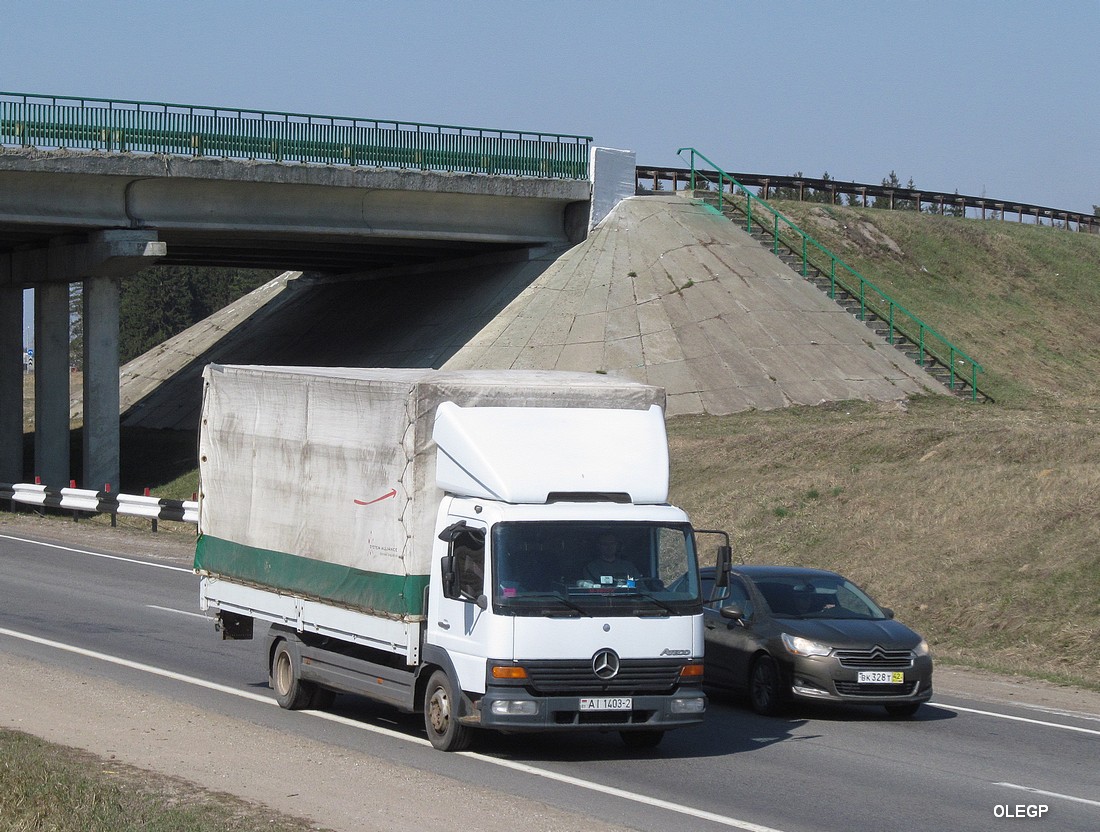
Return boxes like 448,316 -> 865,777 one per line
195,365 -> 728,751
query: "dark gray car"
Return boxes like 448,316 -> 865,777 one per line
700,565 -> 933,717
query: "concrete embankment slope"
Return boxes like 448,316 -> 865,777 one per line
116,247 -> 566,431
116,194 -> 940,431
444,195 -> 942,415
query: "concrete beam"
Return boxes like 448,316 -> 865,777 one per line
13,230 -> 165,283
0,153 -> 588,275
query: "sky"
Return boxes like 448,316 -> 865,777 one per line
4,1 -> 1099,346
2,1 -> 1096,211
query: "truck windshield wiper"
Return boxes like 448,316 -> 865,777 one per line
622,590 -> 677,615
519,592 -> 591,617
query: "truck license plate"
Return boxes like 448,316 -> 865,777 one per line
857,671 -> 905,684
579,697 -> 633,711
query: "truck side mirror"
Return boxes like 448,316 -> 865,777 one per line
438,521 -> 469,542
441,554 -> 457,597
714,544 -> 732,589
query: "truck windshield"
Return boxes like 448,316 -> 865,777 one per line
491,522 -> 702,616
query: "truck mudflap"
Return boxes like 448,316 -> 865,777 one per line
475,687 -> 706,732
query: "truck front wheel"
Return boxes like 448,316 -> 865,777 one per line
424,670 -> 474,752
271,640 -> 316,710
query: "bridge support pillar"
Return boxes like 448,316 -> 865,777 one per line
82,275 -> 121,492
33,279 -> 71,489
0,262 -> 22,483
15,231 -> 164,491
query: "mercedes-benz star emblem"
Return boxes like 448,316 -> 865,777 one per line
592,649 -> 620,680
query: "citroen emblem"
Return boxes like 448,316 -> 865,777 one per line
592,649 -> 620,680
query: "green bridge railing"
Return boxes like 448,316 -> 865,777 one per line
0,91 -> 592,179
677,148 -> 986,401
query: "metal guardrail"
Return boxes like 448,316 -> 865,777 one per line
1,481 -> 197,527
637,165 -> 1099,234
0,91 -> 592,180
676,148 -> 986,401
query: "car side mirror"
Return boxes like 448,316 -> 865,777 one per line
720,602 -> 745,622
881,607 -> 895,619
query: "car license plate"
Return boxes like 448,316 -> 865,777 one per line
579,697 -> 632,711
858,671 -> 905,684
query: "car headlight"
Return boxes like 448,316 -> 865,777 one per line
782,632 -> 832,657
913,638 -> 931,657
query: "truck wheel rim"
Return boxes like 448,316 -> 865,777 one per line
275,652 -> 291,695
428,688 -> 450,734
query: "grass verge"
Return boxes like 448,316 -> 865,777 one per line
0,729 -> 326,832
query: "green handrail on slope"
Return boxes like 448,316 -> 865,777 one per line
677,147 -> 985,401
0,91 -> 592,180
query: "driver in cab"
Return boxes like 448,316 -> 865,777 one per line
584,534 -> 641,584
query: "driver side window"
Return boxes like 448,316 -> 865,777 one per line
452,531 -> 485,601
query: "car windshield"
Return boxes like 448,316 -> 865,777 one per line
751,574 -> 887,620
491,521 -> 701,617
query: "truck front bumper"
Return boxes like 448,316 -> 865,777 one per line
474,687 -> 706,732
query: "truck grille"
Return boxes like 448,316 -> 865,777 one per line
834,647 -> 913,669
523,659 -> 683,694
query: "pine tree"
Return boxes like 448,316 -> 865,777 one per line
117,266 -> 275,363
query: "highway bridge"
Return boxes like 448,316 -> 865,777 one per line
0,92 -> 626,491
2,92 -> 976,494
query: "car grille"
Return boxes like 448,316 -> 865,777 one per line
522,659 -> 683,694
834,646 -> 913,669
835,681 -> 920,697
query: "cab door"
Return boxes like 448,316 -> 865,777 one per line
428,519 -> 491,694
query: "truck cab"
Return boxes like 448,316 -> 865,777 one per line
424,498 -> 707,748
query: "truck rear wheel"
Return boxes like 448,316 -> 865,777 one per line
424,670 -> 473,752
271,640 -> 316,710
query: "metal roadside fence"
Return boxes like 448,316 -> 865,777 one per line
1,481 -> 198,531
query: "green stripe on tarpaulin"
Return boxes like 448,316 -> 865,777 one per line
195,535 -> 429,618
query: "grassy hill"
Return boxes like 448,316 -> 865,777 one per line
669,203 -> 1100,690
20,202 -> 1100,691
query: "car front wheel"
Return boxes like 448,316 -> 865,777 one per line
748,655 -> 785,716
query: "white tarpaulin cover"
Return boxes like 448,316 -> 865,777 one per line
195,366 -> 665,619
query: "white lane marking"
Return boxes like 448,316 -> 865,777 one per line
995,782 -> 1100,808
0,626 -> 786,832
1009,703 -> 1100,725
0,533 -> 192,573
145,604 -> 208,620
0,626 -> 269,703
935,703 -> 1100,737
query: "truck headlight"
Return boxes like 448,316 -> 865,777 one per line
670,697 -> 706,714
490,700 -> 538,716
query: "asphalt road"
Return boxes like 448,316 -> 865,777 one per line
1,523 -> 1098,832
